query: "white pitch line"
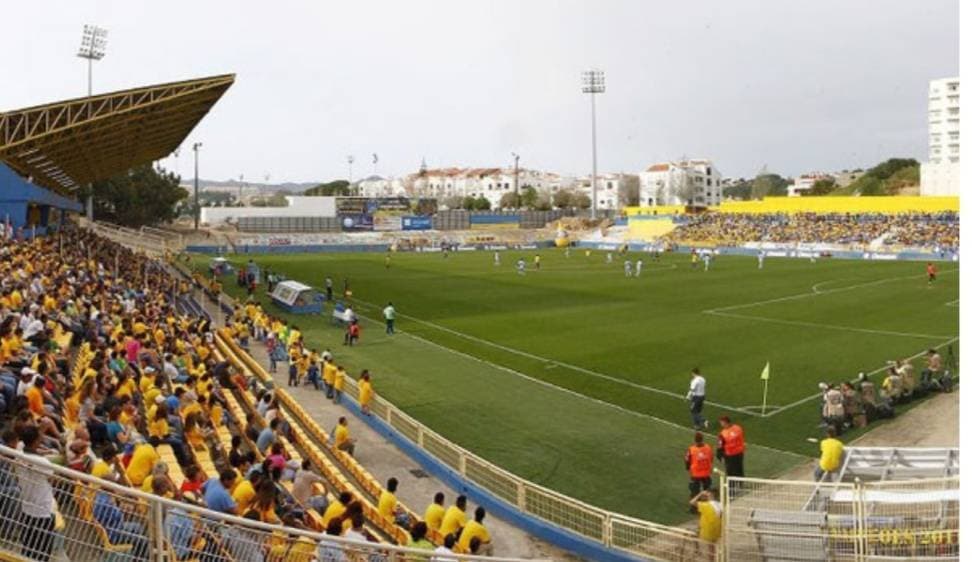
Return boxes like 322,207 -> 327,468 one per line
707,268 -> 958,314
945,299 -> 959,308
811,279 -> 848,294
347,296 -> 804,458
704,310 -> 954,340
763,336 -> 960,418
349,294 -> 755,416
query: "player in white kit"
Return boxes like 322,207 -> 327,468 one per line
757,250 -> 765,269
635,259 -> 643,277
494,251 -> 501,266
516,258 -> 526,275
624,260 -> 633,277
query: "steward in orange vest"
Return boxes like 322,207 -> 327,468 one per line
717,416 -> 745,478
685,432 -> 714,499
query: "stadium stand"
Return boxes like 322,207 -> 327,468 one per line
0,227 -> 525,561
667,211 -> 959,250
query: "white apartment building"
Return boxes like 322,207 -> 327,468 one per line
355,175 -> 407,198
572,174 -> 628,210
638,159 -> 723,207
920,77 -> 960,196
787,172 -> 832,197
410,167 -> 563,209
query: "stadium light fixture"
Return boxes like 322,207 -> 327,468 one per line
581,69 -> 605,219
77,25 -> 109,97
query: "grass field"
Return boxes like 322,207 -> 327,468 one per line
192,249 -> 959,524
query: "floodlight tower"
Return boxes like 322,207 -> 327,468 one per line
347,155 -> 355,193
511,152 -> 520,198
77,25 -> 108,97
77,24 -> 108,221
581,69 -> 605,219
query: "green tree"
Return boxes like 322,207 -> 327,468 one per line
88,164 -> 188,227
750,173 -> 789,199
856,176 -> 884,196
619,175 -> 641,207
304,180 -> 351,196
868,158 -> 920,181
520,187 -> 539,209
461,196 -> 477,210
473,196 -> 491,210
570,192 -> 592,209
552,189 -> 573,209
722,180 -> 753,200
499,192 -> 520,209
807,177 -> 837,196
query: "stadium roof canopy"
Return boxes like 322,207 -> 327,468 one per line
837,447 -> 959,482
0,74 -> 234,193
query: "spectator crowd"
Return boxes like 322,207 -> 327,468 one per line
668,211 -> 959,250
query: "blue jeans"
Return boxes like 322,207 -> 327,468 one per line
689,396 -> 706,428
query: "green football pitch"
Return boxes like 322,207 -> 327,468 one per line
192,249 -> 959,524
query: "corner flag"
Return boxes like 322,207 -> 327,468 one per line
760,362 -> 770,381
760,361 -> 770,415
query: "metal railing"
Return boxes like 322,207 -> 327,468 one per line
0,444 -> 530,562
722,476 -> 960,561
216,331 -> 711,561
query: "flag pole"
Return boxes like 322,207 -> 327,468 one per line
760,361 -> 771,416
761,378 -> 769,416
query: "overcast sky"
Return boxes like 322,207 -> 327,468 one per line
6,1 -> 958,183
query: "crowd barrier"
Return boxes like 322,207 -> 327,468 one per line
186,241 -> 556,255
215,331 -> 711,562
723,476 -> 960,561
0,444 -> 526,562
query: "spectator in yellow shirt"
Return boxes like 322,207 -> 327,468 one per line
458,506 -> 493,555
691,489 -> 722,557
439,495 -> 467,537
332,366 -> 346,405
333,416 -> 356,456
322,359 -> 337,399
126,443 -> 160,487
378,477 -> 409,528
424,492 -> 446,532
358,371 -> 374,415
815,427 -> 844,482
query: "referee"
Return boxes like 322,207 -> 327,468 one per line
686,367 -> 708,430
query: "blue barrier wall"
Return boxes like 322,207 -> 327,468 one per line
0,163 -> 82,232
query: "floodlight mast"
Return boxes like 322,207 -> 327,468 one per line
77,25 -> 108,97
581,69 -> 605,219
77,25 -> 108,221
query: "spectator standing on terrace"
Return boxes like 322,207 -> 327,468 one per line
358,371 -> 374,415
383,302 -> 396,335
717,416 -> 745,478
690,489 -> 722,558
814,427 -> 844,482
16,426 -> 57,562
685,432 -> 714,500
686,368 -> 708,430
332,365 -> 345,405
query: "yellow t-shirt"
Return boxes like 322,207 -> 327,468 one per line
378,490 -> 397,522
322,500 -> 346,526
91,460 -> 113,479
697,501 -> 722,542
424,503 -> 445,532
232,480 -> 256,514
334,369 -> 345,392
126,444 -> 159,486
334,425 -> 350,448
323,363 -> 337,385
115,379 -> 136,400
819,438 -> 844,472
148,418 -> 169,439
458,520 -> 491,552
359,381 -> 374,406
440,505 -> 467,536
